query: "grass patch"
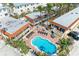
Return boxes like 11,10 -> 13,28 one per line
12,40 -> 30,54
5,39 -> 30,55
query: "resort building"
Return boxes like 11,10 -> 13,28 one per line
0,16 -> 31,39
25,12 -> 49,25
0,3 -> 47,17
0,4 -> 9,17
13,3 -> 47,15
49,7 -> 79,37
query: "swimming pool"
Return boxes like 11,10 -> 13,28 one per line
32,36 -> 57,55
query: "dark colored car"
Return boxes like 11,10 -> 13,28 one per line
67,31 -> 79,40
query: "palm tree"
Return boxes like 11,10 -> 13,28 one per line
64,3 -> 73,13
36,5 -> 45,25
60,3 -> 66,15
61,4 -> 68,15
37,5 -> 44,16
59,38 -> 73,48
68,3 -> 76,11
46,3 -> 53,16
54,3 -> 65,16
57,46 -> 70,56
44,3 -> 54,29
54,3 -> 75,17
64,3 -> 70,13
57,38 -> 73,56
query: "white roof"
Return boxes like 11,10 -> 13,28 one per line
0,4 -> 2,7
26,12 -> 45,19
53,7 -> 79,28
0,16 -> 28,34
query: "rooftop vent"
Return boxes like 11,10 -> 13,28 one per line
0,25 -> 2,27
71,12 -> 79,15
71,12 -> 73,14
2,28 -> 8,31
75,12 -> 78,14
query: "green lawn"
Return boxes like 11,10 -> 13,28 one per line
13,40 -> 30,54
6,39 -> 30,55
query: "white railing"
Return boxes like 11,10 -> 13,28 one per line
15,28 -> 30,39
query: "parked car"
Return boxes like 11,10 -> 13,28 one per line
67,31 -> 79,40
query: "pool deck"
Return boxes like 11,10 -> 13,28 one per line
23,26 -> 59,52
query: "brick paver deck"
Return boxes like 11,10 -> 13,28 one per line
23,26 -> 59,52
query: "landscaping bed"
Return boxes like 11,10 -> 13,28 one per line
5,39 -> 30,55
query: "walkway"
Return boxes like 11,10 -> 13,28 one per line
0,39 -> 21,56
69,40 -> 79,56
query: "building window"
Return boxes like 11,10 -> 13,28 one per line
0,9 -> 1,12
5,13 -> 8,16
36,3 -> 37,4
20,5 -> 22,8
33,7 -> 35,9
21,10 -> 23,12
32,3 -> 34,5
3,8 -> 6,11
31,3 -> 34,6
31,4 -> 33,6
60,28 -> 65,33
17,6 -> 19,9
27,4 -> 29,6
25,5 -> 26,7
27,8 -> 29,10
54,25 -> 59,30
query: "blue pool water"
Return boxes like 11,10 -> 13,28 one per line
32,36 -> 57,55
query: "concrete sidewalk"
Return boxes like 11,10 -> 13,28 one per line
0,40 -> 21,56
69,41 -> 79,56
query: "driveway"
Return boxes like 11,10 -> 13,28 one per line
69,40 -> 79,56
69,26 -> 79,56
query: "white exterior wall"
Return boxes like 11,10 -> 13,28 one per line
0,4 -> 9,17
0,3 -> 47,17
0,9 -> 9,17
13,3 -> 47,15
